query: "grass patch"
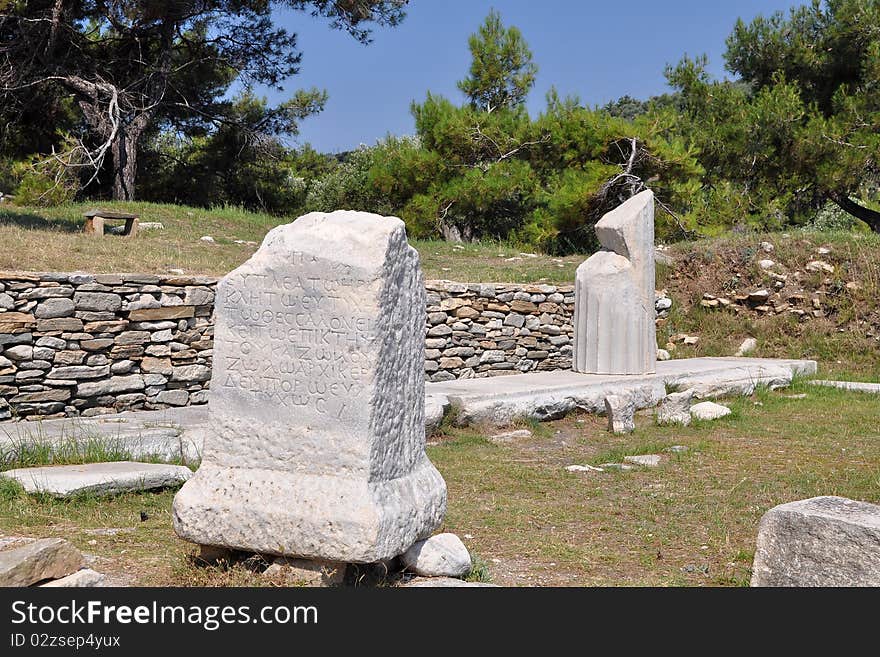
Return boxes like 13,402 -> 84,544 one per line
0,384 -> 877,586
427,384 -> 880,586
0,201 -> 588,282
465,552 -> 492,583
0,434 -> 135,471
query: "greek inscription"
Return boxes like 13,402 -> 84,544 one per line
219,268 -> 375,416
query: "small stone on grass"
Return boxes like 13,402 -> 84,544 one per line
690,401 -> 732,421
565,464 -> 604,473
489,429 -> 532,443
401,533 -> 472,578
624,454 -> 662,468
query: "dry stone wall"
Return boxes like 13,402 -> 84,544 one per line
0,271 -> 215,420
0,272 -> 576,419
425,281 -> 575,382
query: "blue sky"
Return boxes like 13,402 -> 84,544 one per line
266,0 -> 803,153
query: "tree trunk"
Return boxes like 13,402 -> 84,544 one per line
829,192 -> 880,232
111,129 -> 138,201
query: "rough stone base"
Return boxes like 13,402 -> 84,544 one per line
263,558 -> 347,587
173,460 -> 446,563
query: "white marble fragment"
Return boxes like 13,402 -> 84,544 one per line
624,454 -> 662,467
41,568 -> 106,587
573,190 -> 656,374
604,394 -> 635,434
401,533 -> 472,578
655,389 -> 694,426
0,462 -> 192,497
690,401 -> 732,421
566,464 -> 604,473
736,338 -> 758,357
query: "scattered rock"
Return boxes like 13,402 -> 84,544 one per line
0,461 -> 192,497
751,496 -> 880,586
665,445 -> 689,453
655,296 -> 672,312
690,401 -> 732,421
599,462 -> 634,471
760,241 -> 775,253
199,235 -> 215,243
736,337 -> 758,357
805,260 -> 834,274
401,533 -> 472,578
263,558 -> 346,587
565,464 -> 604,473
624,454 -> 662,468
489,429 -> 532,443
0,538 -> 83,586
138,222 -> 165,230
655,389 -> 694,426
604,394 -> 635,434
83,528 -> 135,537
40,568 -> 106,587
402,577 -> 497,587
758,259 -> 776,270
748,289 -> 770,304
683,335 -> 699,346
657,348 -> 670,361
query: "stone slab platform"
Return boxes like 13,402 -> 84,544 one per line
426,357 -> 816,425
0,461 -> 192,497
0,358 -> 816,458
809,380 -> 880,394
0,406 -> 207,464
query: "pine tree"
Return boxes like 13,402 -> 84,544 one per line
457,10 -> 538,113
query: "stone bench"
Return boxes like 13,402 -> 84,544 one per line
83,210 -> 139,237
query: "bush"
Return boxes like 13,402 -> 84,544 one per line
13,156 -> 79,207
805,200 -> 872,233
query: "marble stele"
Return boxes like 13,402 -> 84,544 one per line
572,189 -> 657,375
173,211 -> 447,563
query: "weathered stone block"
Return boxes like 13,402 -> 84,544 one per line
752,496 -> 880,587
76,375 -> 145,397
173,211 -> 446,563
604,394 -> 635,434
36,317 -> 82,332
73,292 -> 122,312
128,306 -> 194,321
0,538 -> 83,587
35,298 -> 75,318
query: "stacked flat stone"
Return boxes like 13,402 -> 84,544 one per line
0,271 -> 215,419
425,281 -> 575,382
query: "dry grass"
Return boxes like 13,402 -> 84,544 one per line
659,230 -> 880,380
431,380 -> 880,586
0,201 -> 586,282
1,381 -> 877,587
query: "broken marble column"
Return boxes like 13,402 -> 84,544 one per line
172,210 -> 447,563
573,190 -> 657,374
604,394 -> 635,434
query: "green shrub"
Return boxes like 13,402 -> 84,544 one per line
14,157 -> 79,207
